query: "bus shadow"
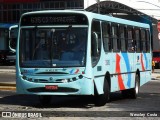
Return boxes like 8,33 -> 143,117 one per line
0,92 -> 125,109
2,91 -> 159,109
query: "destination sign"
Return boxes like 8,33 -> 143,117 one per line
21,13 -> 88,26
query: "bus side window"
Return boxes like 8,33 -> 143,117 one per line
91,20 -> 101,67
119,26 -> 126,52
145,29 -> 150,52
135,28 -> 140,52
127,27 -> 134,52
112,24 -> 119,52
102,22 -> 111,52
140,29 -> 146,52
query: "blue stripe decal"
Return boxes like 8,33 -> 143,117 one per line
144,53 -> 148,69
122,53 -> 131,88
70,69 -> 74,74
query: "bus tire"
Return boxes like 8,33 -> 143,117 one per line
130,74 -> 140,99
38,95 -> 52,105
95,79 -> 110,106
122,74 -> 140,99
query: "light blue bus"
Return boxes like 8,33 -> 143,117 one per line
16,10 -> 151,106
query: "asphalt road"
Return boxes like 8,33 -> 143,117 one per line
0,72 -> 16,83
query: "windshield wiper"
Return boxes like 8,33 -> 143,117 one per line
50,29 -> 55,67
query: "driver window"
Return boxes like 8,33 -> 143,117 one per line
91,20 -> 101,67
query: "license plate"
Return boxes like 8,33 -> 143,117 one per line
45,85 -> 58,90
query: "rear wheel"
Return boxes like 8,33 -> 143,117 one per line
122,74 -> 140,99
95,79 -> 110,106
39,95 -> 52,105
130,74 -> 140,99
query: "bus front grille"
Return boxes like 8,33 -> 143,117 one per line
27,87 -> 78,93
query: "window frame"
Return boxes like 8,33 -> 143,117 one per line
91,19 -> 102,67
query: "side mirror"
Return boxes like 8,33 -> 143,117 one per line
9,38 -> 16,53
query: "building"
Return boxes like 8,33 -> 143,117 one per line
0,0 -> 159,50
0,0 -> 84,23
1,0 -> 160,22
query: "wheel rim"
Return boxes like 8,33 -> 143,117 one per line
135,78 -> 139,95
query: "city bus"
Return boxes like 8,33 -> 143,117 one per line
0,23 -> 18,64
16,10 -> 151,106
6,25 -> 18,64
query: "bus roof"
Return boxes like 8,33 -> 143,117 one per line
0,23 -> 18,29
20,10 -> 150,29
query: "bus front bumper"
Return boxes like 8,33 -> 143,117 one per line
16,76 -> 94,96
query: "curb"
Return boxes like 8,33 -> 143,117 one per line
0,86 -> 16,91
0,82 -> 16,87
0,82 -> 16,91
0,69 -> 16,73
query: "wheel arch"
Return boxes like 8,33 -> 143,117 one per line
94,71 -> 111,95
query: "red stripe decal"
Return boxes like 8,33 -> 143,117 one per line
116,54 -> 125,90
75,69 -> 79,74
141,54 -> 145,71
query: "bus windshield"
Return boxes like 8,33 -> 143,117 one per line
20,26 -> 87,67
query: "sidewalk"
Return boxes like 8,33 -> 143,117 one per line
151,72 -> 160,80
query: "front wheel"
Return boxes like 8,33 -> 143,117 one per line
95,80 -> 110,106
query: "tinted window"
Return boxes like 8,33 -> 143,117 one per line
102,22 -> 111,52
134,28 -> 140,52
112,24 -> 119,52
140,29 -> 146,52
146,29 -> 150,52
119,26 -> 126,52
127,27 -> 134,52
91,20 -> 101,67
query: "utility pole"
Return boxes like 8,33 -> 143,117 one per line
96,0 -> 100,13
